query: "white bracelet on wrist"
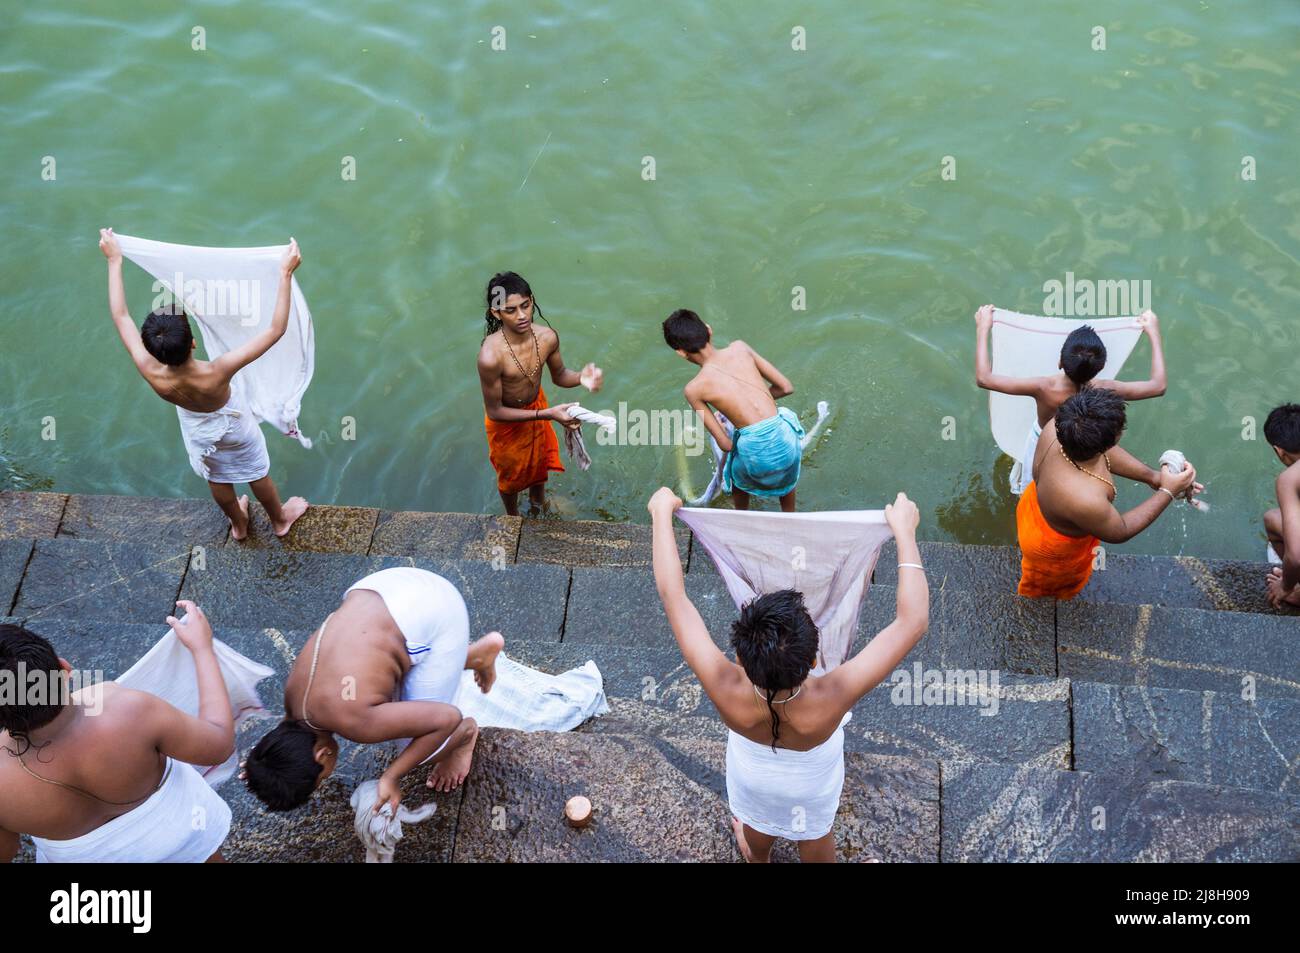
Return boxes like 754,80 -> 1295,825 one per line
1157,487 -> 1175,500
897,562 -> 925,571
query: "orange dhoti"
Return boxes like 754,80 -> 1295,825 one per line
1016,481 -> 1098,599
484,388 -> 564,495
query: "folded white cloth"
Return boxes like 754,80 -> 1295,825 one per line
675,507 -> 894,674
116,623 -> 276,787
175,374 -> 271,483
116,233 -> 315,449
726,712 -> 850,841
989,309 -> 1142,480
454,652 -> 609,730
349,779 -> 438,863
32,757 -> 232,863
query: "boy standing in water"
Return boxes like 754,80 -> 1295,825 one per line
1262,404 -> 1300,609
662,310 -> 800,511
476,272 -> 603,515
974,304 -> 1167,494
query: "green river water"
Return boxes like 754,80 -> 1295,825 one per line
2,1 -> 1298,559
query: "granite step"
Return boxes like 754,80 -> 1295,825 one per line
940,761 -> 1300,862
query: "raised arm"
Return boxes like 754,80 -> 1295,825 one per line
1073,463 -> 1197,544
98,228 -> 153,372
648,487 -> 738,698
1099,311 -> 1167,400
210,239 -> 300,380
145,602 -> 235,767
741,341 -> 794,399
823,494 -> 929,708
973,304 -> 1052,396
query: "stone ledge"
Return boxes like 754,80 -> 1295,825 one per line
0,491 -> 66,539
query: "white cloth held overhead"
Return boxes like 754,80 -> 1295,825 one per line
32,758 -> 232,863
726,712 -> 850,841
349,779 -> 438,863
989,309 -> 1142,492
115,233 -> 315,449
675,506 -> 895,675
116,623 -> 276,787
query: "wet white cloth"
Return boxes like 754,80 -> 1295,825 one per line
32,758 -> 232,863
349,779 -> 438,863
116,233 -> 315,449
116,624 -> 276,787
346,568 -> 609,739
989,309 -> 1142,490
563,405 -> 617,472
726,712 -> 851,841
1268,545 -> 1283,566
675,507 -> 894,675
1008,420 -> 1043,496
1158,450 -> 1209,512
175,374 -> 270,483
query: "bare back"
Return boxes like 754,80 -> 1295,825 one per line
139,358 -> 234,414
710,664 -> 849,751
686,342 -> 778,428
284,589 -> 411,738
1033,419 -> 1116,536
0,684 -> 168,840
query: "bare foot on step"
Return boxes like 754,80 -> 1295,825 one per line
273,497 -> 309,537
229,495 -> 251,541
470,632 -> 504,693
731,817 -> 754,862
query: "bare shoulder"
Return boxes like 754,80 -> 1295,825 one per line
535,323 -> 560,352
1277,463 -> 1300,496
476,334 -> 502,369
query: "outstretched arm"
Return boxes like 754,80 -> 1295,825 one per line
544,329 -> 603,390
99,228 -> 152,372
1099,311 -> 1167,400
973,305 -> 1051,396
740,341 -> 794,399
648,487 -> 737,698
1105,445 -> 1161,489
1072,462 -> 1198,544
211,239 -> 301,380
823,494 -> 929,708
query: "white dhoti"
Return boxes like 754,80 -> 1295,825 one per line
1008,420 -> 1043,496
176,379 -> 270,484
31,758 -> 232,863
725,713 -> 850,841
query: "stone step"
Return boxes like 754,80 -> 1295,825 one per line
3,491 -> 1289,617
941,761 -> 1300,862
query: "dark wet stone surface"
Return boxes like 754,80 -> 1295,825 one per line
14,538 -> 189,625
1073,682 -> 1300,792
0,539 -> 33,615
876,540 -> 1022,594
237,503 -> 379,554
941,762 -> 1300,862
1076,552 -> 1284,615
58,493 -> 229,547
517,517 -> 688,567
1058,601 -> 1300,701
370,510 -> 521,562
564,565 -> 734,648
0,491 -> 65,538
407,557 -> 569,644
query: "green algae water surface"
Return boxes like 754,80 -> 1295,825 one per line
2,1 -> 1298,559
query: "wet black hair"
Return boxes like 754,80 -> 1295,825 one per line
141,304 -> 194,366
730,590 -> 819,751
1060,325 -> 1106,385
483,271 -> 552,340
0,623 -> 64,755
1264,404 -> 1300,454
243,719 -> 326,811
662,309 -> 710,353
1056,387 -> 1127,461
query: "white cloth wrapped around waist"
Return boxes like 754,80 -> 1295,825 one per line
725,712 -> 850,841
32,758 -> 232,863
1009,420 -> 1042,495
175,376 -> 271,484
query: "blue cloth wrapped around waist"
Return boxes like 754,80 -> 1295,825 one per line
722,406 -> 804,497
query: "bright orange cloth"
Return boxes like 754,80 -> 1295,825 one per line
1016,481 -> 1098,599
484,387 -> 564,495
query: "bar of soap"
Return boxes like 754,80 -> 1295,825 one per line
565,795 -> 593,828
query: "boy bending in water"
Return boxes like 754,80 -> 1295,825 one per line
476,272 -> 603,515
1263,404 -> 1300,609
975,304 -> 1167,494
662,309 -> 800,511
